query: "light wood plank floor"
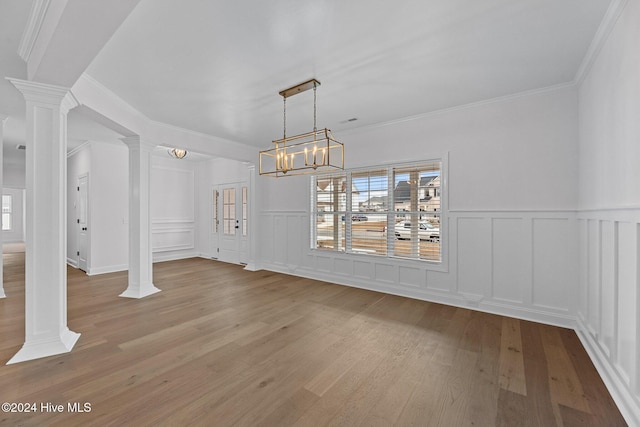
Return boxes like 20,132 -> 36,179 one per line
0,254 -> 627,426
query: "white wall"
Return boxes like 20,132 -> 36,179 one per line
257,86 -> 580,327
576,1 -> 640,424
90,142 -> 129,273
67,142 -> 200,274
67,141 -> 129,274
3,164 -> 25,189
2,187 -> 24,243
151,154 -> 198,262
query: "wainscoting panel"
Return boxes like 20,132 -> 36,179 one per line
576,209 -> 640,426
354,260 -> 372,280
286,215 -> 302,269
398,265 -> 423,288
457,217 -> 491,299
491,217 -> 526,303
273,215 -> 286,265
152,227 -> 194,252
316,255 -> 332,273
259,210 -> 577,327
587,219 -> 601,336
374,263 -> 396,284
599,220 -> 616,359
532,218 -> 570,311
334,258 -> 352,276
616,222 -> 637,386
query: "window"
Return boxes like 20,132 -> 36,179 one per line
314,174 -> 347,251
242,186 -> 248,237
312,160 -> 443,262
2,195 -> 12,231
213,190 -> 219,233
223,188 -> 235,235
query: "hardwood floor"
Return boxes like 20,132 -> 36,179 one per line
0,254 -> 627,426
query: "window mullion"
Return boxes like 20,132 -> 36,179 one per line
345,172 -> 352,253
387,168 -> 394,256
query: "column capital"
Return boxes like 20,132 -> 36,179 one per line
7,78 -> 78,114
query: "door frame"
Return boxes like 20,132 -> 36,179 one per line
210,185 -> 219,259
215,181 -> 248,265
76,173 -> 90,272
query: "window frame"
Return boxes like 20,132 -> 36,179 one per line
310,155 -> 448,271
2,194 -> 12,232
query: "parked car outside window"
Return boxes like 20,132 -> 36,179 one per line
341,214 -> 368,221
394,221 -> 439,242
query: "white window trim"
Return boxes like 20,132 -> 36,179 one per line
310,153 -> 449,272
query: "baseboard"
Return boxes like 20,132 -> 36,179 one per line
74,253 -> 204,276
259,262 -> 576,328
66,257 -> 79,269
575,318 -> 640,427
87,264 -> 128,276
153,251 -> 199,263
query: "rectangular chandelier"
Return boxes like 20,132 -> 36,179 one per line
259,79 -> 344,177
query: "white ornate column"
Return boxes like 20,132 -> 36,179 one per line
120,136 -> 160,298
0,113 -> 7,299
6,79 -> 80,364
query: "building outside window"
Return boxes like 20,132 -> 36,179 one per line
312,160 -> 443,262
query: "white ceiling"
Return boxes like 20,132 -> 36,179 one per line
85,0 -> 612,147
2,0 -> 613,158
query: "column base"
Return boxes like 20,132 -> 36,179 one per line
119,284 -> 161,299
6,329 -> 80,365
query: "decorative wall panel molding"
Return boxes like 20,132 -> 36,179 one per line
258,210 -> 578,328
152,228 -> 195,253
576,208 -> 640,426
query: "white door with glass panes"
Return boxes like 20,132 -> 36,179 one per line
216,182 -> 248,265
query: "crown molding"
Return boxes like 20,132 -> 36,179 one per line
66,140 -> 90,158
574,0 -> 629,85
17,0 -> 52,62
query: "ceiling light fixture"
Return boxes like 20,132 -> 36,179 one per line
168,148 -> 187,159
259,79 -> 344,177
